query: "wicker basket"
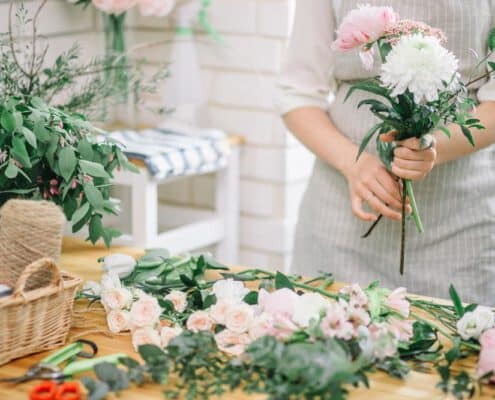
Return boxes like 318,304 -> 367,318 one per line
0,258 -> 82,365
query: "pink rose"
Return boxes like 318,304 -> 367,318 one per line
478,328 -> 495,382
215,329 -> 251,356
385,287 -> 410,317
106,309 -> 130,333
164,290 -> 187,313
129,294 -> 162,329
101,287 -> 133,311
138,0 -> 175,17
248,313 -> 274,340
132,327 -> 161,351
225,303 -> 254,334
332,5 -> 399,52
92,0 -> 137,15
270,314 -> 299,340
160,326 -> 183,348
186,311 -> 213,333
258,288 -> 299,319
209,299 -> 232,325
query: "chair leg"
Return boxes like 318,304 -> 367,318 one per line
215,147 -> 240,264
131,173 -> 158,248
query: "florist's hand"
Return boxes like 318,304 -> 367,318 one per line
345,152 -> 410,222
388,133 -> 437,181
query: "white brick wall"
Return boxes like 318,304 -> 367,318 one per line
128,0 -> 309,271
4,0 -> 311,272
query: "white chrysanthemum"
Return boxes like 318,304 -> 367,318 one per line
380,34 -> 459,102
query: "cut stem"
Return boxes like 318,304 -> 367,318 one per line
400,180 -> 406,275
404,179 -> 424,234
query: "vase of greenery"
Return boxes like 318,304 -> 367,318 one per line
0,2 -> 166,246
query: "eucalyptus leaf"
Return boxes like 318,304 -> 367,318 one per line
58,146 -> 77,182
80,159 -> 111,178
11,136 -> 31,168
4,161 -> 19,179
89,214 -> 104,244
83,183 -> 104,209
71,201 -> 91,226
21,127 -> 37,148
1,110 -> 19,132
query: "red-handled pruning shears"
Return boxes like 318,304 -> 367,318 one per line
29,381 -> 81,400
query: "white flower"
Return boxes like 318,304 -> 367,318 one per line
107,310 -> 131,333
456,306 -> 495,340
160,326 -> 183,348
248,313 -> 274,340
209,299 -> 232,325
102,253 -> 136,278
101,272 -> 122,291
129,294 -> 162,329
212,279 -> 249,303
164,291 -> 188,313
132,327 -> 161,351
225,303 -> 255,334
292,293 -> 329,328
83,280 -> 101,296
186,311 -> 213,333
380,34 -> 459,103
101,288 -> 133,311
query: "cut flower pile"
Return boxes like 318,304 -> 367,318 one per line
78,250 -> 495,400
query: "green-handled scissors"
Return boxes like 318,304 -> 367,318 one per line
0,339 -> 126,384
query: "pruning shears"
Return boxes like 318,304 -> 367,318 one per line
0,339 -> 126,384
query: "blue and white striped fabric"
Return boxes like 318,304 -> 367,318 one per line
109,128 -> 230,180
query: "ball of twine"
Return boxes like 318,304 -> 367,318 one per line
0,199 -> 66,289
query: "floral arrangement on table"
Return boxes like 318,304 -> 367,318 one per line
332,5 -> 495,274
0,3 -> 167,245
77,250 -> 495,400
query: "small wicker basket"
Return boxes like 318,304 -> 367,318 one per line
0,258 -> 82,365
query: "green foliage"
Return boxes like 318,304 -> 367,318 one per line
0,96 -> 136,246
81,362 -> 130,400
347,79 -> 483,164
102,333 -> 374,400
0,3 -> 167,120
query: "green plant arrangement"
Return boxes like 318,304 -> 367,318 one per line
0,94 -> 138,246
0,2 -> 167,245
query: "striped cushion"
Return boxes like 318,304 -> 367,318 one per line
109,128 -> 230,180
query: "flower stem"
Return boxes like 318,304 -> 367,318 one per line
411,312 -> 456,343
405,179 -> 424,234
400,181 -> 407,275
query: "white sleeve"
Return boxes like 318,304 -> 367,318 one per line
276,0 -> 337,115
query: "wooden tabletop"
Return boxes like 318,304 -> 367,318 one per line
1,237 -> 494,399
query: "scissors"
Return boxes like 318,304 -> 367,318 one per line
0,339 -> 126,384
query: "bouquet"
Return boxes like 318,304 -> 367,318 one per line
78,250 -> 495,400
332,5 -> 495,274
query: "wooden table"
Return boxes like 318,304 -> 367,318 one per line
1,237 -> 494,399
